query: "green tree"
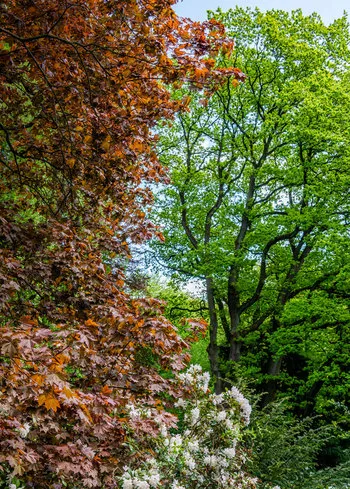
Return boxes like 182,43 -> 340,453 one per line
151,6 -> 350,425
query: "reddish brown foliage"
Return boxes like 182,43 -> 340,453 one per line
0,1 -> 241,486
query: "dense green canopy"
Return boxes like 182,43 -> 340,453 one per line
151,8 -> 350,426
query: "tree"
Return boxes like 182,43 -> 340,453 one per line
151,6 -> 350,421
0,1 -> 241,486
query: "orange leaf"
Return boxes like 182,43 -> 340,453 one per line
55,353 -> 70,364
38,393 -> 60,412
32,374 -> 45,386
85,318 -> 98,327
101,385 -> 112,395
80,404 -> 93,423
67,158 -> 75,168
63,387 -> 78,399
101,136 -> 111,151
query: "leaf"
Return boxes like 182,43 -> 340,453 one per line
101,136 -> 111,151
1,341 -> 17,357
85,318 -> 98,327
62,387 -> 79,399
38,393 -> 61,412
79,404 -> 93,423
67,158 -> 75,168
101,385 -> 113,395
32,374 -> 45,386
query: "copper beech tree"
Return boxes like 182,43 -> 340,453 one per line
0,0 -> 244,487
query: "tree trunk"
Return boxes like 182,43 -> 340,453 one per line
206,277 -> 222,393
229,308 -> 241,362
262,356 -> 282,406
227,267 -> 242,363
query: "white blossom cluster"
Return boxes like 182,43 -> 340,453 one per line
126,403 -> 152,420
119,365 -> 260,489
227,386 -> 252,426
210,387 -> 251,426
178,364 -> 210,393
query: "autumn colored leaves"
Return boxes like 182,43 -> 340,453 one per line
0,0 -> 238,486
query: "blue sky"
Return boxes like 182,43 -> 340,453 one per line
173,0 -> 349,24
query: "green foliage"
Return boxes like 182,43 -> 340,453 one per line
149,8 -> 350,480
151,6 -> 350,424
245,402 -> 327,488
245,401 -> 350,489
147,278 -> 211,371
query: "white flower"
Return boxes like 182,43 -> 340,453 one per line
229,386 -> 242,399
171,434 -> 183,446
189,364 -> 202,373
174,398 -> 187,408
126,403 -> 140,420
171,480 -> 185,489
204,455 -> 217,467
228,386 -> 252,425
198,371 -> 210,392
223,447 -> 236,459
212,393 -> 224,405
187,439 -> 199,452
178,372 -> 194,385
183,451 -> 196,470
168,434 -> 183,453
225,418 -> 234,430
240,398 -> 252,425
190,407 -> 200,425
216,410 -> 227,422
178,364 -> 207,389
9,485 -> 17,489
202,371 -> 210,383
160,423 -> 167,437
18,422 -> 30,438
148,473 -> 160,487
220,471 -> 229,484
134,481 -> 149,489
122,479 -> 133,489
217,456 -> 229,468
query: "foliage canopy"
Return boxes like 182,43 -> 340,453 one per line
0,1 -> 241,486
151,8 -> 350,427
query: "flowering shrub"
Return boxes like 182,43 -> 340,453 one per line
119,365 -> 257,489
